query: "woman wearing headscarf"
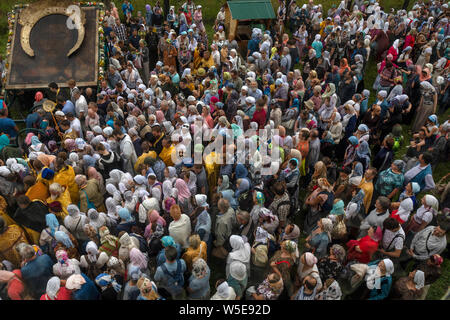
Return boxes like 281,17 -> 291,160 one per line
64,204 -> 89,243
315,278 -> 342,300
392,269 -> 425,300
226,235 -> 251,279
305,218 -> 333,259
144,210 -> 167,239
317,244 -> 346,282
118,232 -> 140,263
404,194 -> 438,235
412,81 -> 438,133
128,247 -> 149,275
116,207 -> 136,234
65,273 -> 101,300
193,194 -> 211,244
136,276 -> 163,300
54,230 -> 80,260
390,197 -> 414,225
366,258 -> 394,300
187,257 -> 211,300
88,208 -> 109,233
251,272 -> 284,300
268,240 -> 298,297
52,249 -> 81,280
306,160 -> 327,194
297,252 -> 323,291
258,208 -> 279,235
174,178 -> 193,215
355,139 -> 371,171
304,178 -> 334,235
39,213 -> 71,255
79,241 -> 109,280
95,271 -> 122,300
98,226 -> 120,258
346,226 -> 381,264
40,276 -> 72,300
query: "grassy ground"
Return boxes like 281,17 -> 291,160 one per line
1,0 -> 448,299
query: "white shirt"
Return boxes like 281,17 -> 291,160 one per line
70,118 -> 83,139
382,228 -> 405,251
169,214 -> 192,249
75,95 -> 88,118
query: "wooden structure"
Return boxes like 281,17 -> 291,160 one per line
224,0 -> 276,56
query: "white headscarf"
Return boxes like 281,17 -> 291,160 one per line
414,270 -> 425,289
382,259 -> 394,276
228,235 -> 251,264
396,198 -> 414,222
46,276 -> 61,300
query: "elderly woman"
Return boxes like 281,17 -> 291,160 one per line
65,273 -> 100,300
392,269 -> 425,300
404,194 -> 439,235
346,226 -> 381,264
269,240 -> 298,297
297,252 -> 323,291
227,261 -> 248,300
53,249 -> 80,280
182,234 -> 208,272
251,272 -> 284,300
226,235 -> 251,278
317,244 -> 346,282
304,178 -> 334,235
39,213 -> 72,255
40,276 -> 72,300
305,218 -> 333,259
258,208 -> 279,235
80,241 -> 109,280
366,258 -> 394,300
412,81 -> 438,133
375,160 -> 405,201
187,258 -> 211,300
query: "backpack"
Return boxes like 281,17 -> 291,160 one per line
130,233 -> 149,253
160,260 -> 184,295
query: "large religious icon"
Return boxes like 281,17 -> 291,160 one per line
5,0 -> 99,89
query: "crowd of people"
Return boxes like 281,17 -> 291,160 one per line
0,0 -> 449,300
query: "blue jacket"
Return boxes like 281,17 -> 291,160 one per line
21,254 -> 53,299
72,273 -> 101,300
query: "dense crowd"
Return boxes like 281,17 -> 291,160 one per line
0,0 -> 449,300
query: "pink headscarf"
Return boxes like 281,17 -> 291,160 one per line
0,270 -> 15,283
129,248 -> 148,269
156,110 -> 165,123
88,167 -> 103,186
64,139 -> 77,152
304,252 -> 318,267
164,197 -> 176,212
25,133 -> 35,145
149,210 -> 166,227
175,178 -> 191,201
35,91 -> 44,102
37,153 -> 56,167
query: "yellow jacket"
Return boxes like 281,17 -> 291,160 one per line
159,145 -> 175,167
53,166 -> 79,204
46,187 -> 72,219
134,151 -> 157,172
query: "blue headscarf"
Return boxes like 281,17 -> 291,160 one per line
161,236 -> 175,247
0,134 -> 9,151
31,136 -> 41,146
235,164 -> 248,179
55,231 -> 74,248
45,213 -> 59,236
350,189 -> 365,215
348,136 -> 359,145
235,178 -> 250,198
83,155 -> 97,169
118,207 -> 134,222
95,273 -> 122,292
220,190 -> 239,210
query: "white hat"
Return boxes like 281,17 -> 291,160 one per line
349,176 -> 362,186
187,95 -> 196,102
245,96 -> 255,104
55,111 -> 65,117
241,86 -> 249,92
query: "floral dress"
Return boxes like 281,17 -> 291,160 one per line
255,279 -> 283,300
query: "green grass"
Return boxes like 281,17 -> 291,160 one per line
1,0 -> 448,300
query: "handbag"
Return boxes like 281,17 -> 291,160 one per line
79,190 -> 96,210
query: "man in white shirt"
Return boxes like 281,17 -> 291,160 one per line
378,217 -> 405,260
73,88 -> 88,120
66,112 -> 83,139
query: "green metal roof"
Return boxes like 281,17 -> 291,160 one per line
227,0 -> 275,20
